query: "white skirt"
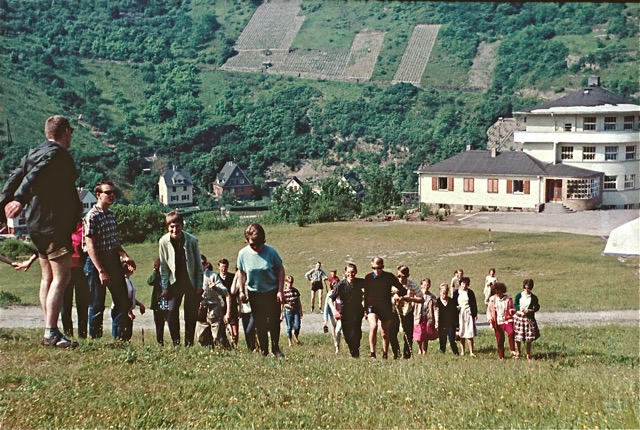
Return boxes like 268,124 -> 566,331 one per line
458,307 -> 477,339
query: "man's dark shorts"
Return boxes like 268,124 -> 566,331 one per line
366,305 -> 393,323
31,232 -> 72,260
311,281 -> 324,292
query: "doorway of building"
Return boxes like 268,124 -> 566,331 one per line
545,179 -> 562,202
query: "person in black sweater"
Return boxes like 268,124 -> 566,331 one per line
437,283 -> 459,355
364,257 -> 407,359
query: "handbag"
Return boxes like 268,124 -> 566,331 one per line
502,322 -> 514,335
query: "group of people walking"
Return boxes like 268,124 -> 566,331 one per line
0,115 -> 541,361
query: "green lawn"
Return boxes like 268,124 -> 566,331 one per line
0,325 -> 637,428
1,222 -> 638,313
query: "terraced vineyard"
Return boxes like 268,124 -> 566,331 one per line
233,0 -> 304,51
342,31 -> 385,81
393,24 -> 441,85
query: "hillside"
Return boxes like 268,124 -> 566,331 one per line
0,1 -> 638,205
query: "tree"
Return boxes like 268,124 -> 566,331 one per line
362,168 -> 399,216
110,203 -> 166,244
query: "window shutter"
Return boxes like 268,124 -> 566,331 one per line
524,180 -> 530,194
432,177 -> 437,191
469,178 -> 474,192
448,178 -> 454,191
507,180 -> 513,194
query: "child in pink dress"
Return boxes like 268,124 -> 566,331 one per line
413,278 -> 439,354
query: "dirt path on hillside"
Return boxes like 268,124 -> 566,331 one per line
1,306 -> 637,335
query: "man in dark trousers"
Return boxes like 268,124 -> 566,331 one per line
0,115 -> 81,348
83,181 -> 136,340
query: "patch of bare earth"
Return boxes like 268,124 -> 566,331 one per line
467,40 -> 500,90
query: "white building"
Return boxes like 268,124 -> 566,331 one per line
159,168 -> 194,207
514,77 -> 639,209
417,149 -> 603,212
78,188 -> 97,216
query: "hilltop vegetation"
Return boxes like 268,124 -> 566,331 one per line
0,1 -> 637,207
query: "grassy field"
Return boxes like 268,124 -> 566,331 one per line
1,222 -> 638,313
0,325 -> 637,428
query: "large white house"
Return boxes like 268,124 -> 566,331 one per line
417,78 -> 638,212
514,77 -> 639,209
159,168 -> 194,207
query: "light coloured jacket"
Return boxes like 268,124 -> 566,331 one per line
486,294 -> 515,329
159,230 -> 203,291
414,291 -> 438,327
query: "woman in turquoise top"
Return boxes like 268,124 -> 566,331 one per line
237,224 -> 285,358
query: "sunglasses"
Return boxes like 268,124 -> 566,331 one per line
371,266 -> 382,270
100,190 -> 116,196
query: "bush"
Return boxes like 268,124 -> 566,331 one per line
188,211 -> 242,233
0,240 -> 36,259
110,203 -> 166,244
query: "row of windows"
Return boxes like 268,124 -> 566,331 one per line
561,145 -> 637,161
171,186 -> 189,192
170,195 -> 192,202
604,174 -> 636,190
577,116 -> 636,131
567,178 -> 601,200
434,177 -> 530,194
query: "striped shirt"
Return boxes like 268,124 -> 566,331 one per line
83,205 -> 119,253
283,287 -> 301,314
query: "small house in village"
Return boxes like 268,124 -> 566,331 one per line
78,188 -> 97,216
283,176 -> 304,192
159,167 -> 194,207
212,161 -> 253,199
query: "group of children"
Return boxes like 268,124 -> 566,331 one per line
284,262 -> 541,361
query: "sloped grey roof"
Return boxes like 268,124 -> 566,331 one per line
216,162 -> 252,186
517,86 -> 634,113
417,150 -> 600,178
161,169 -> 193,186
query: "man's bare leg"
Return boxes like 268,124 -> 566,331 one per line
41,254 -> 71,338
380,319 -> 391,358
39,257 -> 53,323
367,313 -> 378,357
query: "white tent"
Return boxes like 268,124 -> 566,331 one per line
602,217 -> 640,257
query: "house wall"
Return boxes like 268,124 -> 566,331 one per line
516,111 -> 639,209
418,174 -> 543,212
159,180 -> 193,207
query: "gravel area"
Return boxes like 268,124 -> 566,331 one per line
0,306 -> 637,335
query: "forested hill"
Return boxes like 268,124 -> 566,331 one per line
1,1 -> 638,205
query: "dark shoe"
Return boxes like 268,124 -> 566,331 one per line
369,351 -> 376,359
323,325 -> 329,333
382,351 -> 389,359
41,334 -> 78,349
274,350 -> 285,359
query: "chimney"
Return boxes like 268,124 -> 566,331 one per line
491,148 -> 497,158
588,76 -> 600,87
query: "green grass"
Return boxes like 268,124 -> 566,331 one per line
422,36 -> 471,89
0,61 -> 62,148
0,325 -> 637,428
1,222 -> 638,313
